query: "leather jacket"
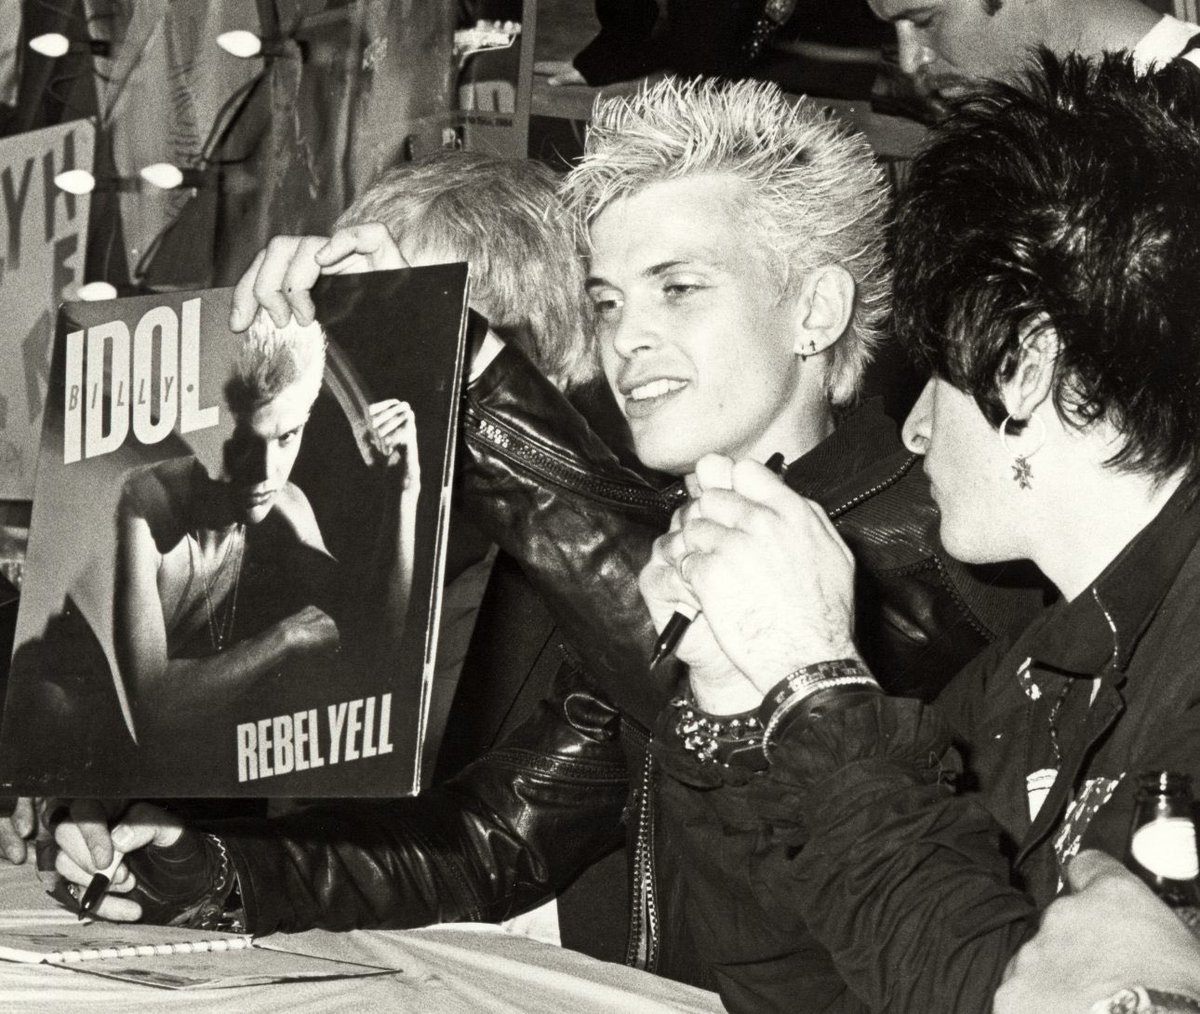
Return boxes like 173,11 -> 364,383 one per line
210,343 -> 1045,987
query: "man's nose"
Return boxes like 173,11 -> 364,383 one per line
264,442 -> 287,481
902,379 -> 934,454
609,302 -> 658,360
896,21 -> 937,78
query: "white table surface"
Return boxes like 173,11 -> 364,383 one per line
0,860 -> 726,1013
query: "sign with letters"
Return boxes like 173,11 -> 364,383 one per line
0,120 -> 96,499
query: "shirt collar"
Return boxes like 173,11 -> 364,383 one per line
1133,14 -> 1200,69
1025,479 -> 1200,676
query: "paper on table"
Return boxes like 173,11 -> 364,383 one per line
55,946 -> 398,991
0,913 -> 398,989
0,917 -> 251,964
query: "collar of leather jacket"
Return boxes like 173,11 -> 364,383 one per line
785,398 -> 914,513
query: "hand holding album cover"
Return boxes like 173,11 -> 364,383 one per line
0,265 -> 469,797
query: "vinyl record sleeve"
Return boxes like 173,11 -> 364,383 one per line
0,264 -> 469,796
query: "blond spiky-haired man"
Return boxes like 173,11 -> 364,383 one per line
562,76 -> 889,475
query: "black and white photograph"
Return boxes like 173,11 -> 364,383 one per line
1,1 -> 1200,1011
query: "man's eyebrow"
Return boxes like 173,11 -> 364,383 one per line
585,257 -> 719,290
646,259 -> 694,277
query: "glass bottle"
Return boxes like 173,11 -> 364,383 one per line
1127,770 -> 1200,935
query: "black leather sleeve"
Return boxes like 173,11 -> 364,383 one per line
208,659 -> 631,936
655,691 -> 1037,1014
459,343 -> 684,729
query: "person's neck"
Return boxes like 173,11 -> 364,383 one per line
1033,467 -> 1185,602
187,464 -> 245,536
1059,0 -> 1160,56
749,400 -> 836,468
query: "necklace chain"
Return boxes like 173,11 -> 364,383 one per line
192,525 -> 246,653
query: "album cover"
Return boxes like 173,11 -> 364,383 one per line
0,264 -> 469,796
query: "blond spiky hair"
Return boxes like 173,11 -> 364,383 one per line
561,77 -> 891,405
225,308 -> 326,416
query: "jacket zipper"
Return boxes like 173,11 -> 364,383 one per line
625,742 -> 660,972
467,412 -> 685,516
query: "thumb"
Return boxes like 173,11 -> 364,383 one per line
110,803 -> 184,853
1064,848 -> 1125,893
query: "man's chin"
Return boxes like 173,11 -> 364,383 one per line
630,441 -> 698,478
240,501 -> 273,526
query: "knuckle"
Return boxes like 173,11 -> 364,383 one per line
266,234 -> 298,254
730,458 -> 758,486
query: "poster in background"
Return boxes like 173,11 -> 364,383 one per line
456,0 -> 536,158
0,264 -> 469,797
0,119 -> 95,499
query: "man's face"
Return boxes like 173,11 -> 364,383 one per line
869,0 -> 1050,101
902,376 -> 1021,563
586,174 -> 813,475
222,379 -> 314,524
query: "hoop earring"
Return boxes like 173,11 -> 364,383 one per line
999,413 -> 1046,490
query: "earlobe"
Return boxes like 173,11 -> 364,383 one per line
1001,317 -> 1059,419
794,264 -> 856,359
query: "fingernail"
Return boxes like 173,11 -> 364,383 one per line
110,825 -> 132,850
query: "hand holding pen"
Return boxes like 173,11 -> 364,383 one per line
650,452 -> 787,668
50,799 -> 138,921
53,801 -> 222,924
78,851 -> 125,920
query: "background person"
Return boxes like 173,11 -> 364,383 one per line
866,0 -> 1200,110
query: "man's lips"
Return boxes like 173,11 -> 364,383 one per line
620,377 -> 688,419
240,488 -> 275,507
